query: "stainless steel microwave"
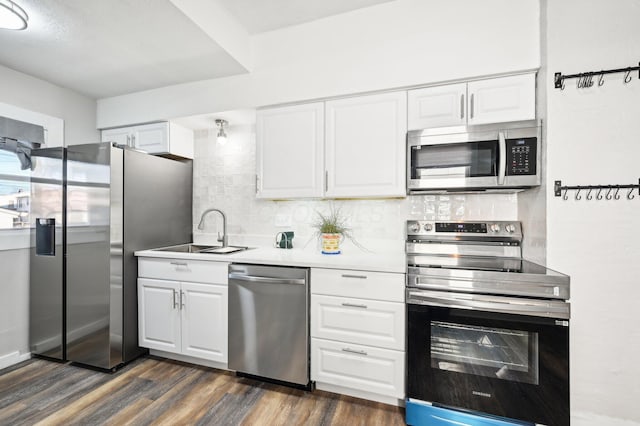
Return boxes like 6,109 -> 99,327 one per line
407,121 -> 541,193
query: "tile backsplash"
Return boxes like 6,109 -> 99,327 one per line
192,127 -> 517,251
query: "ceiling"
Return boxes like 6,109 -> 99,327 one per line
218,0 -> 393,34
0,0 -> 394,100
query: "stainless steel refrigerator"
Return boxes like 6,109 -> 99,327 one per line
30,142 -> 192,370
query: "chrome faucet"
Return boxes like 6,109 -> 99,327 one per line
197,208 -> 228,247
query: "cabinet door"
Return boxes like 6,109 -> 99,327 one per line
408,83 -> 467,129
133,122 -> 168,154
256,103 -> 324,198
180,282 -> 228,363
467,73 -> 536,125
325,91 -> 406,198
101,127 -> 132,147
311,294 -> 405,351
138,278 -> 180,353
311,338 -> 404,398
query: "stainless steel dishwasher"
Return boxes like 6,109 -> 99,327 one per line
228,264 -> 311,388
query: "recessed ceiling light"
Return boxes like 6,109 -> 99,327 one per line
0,0 -> 28,30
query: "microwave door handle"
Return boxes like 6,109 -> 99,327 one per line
498,131 -> 506,185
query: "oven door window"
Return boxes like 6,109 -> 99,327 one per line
431,321 -> 539,385
410,141 -> 497,180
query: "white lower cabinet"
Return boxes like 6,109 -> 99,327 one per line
311,294 -> 404,351
137,258 -> 229,365
310,268 -> 405,403
311,339 -> 404,398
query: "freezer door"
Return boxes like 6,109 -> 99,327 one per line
65,143 -> 122,369
30,147 -> 66,360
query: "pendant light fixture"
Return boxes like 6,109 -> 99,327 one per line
0,0 -> 28,30
215,119 -> 228,145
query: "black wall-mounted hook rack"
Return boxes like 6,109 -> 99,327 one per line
554,61 -> 640,89
554,180 -> 640,200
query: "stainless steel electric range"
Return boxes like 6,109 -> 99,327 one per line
404,220 -> 570,426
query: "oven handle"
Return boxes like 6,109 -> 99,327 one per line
407,290 -> 570,320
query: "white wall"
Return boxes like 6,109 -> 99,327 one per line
97,0 -> 540,128
544,1 -> 640,424
0,64 -> 99,145
0,65 -> 98,368
192,126 -> 518,251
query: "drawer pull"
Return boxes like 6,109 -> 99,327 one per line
170,261 -> 188,267
341,274 -> 367,279
342,348 -> 368,356
341,302 -> 368,309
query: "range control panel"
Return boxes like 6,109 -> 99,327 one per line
506,137 -> 537,176
406,220 -> 522,239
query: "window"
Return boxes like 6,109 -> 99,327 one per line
0,150 -> 30,229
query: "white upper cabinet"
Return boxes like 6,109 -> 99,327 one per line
467,73 -> 536,125
408,73 -> 536,130
407,83 -> 467,129
325,92 -> 407,198
101,122 -> 194,159
256,103 -> 324,199
257,91 -> 407,199
100,126 -> 132,147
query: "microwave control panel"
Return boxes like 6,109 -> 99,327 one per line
506,137 -> 537,175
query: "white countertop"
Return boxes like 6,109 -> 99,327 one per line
135,245 -> 406,274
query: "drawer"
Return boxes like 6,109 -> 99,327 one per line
311,294 -> 405,350
311,268 -> 405,302
138,257 -> 228,284
311,338 -> 404,398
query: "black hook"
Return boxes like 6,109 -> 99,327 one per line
586,73 -> 594,88
586,187 -> 593,200
577,75 -> 583,88
606,187 -> 613,200
575,187 -> 582,200
562,188 -> 569,201
596,188 -> 604,200
598,72 -> 605,87
624,69 -> 632,84
627,187 -> 635,200
614,186 -> 621,200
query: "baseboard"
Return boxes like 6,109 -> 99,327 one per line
315,382 -> 405,407
149,349 -> 229,371
0,351 -> 31,371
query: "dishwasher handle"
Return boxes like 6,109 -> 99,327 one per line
229,273 -> 306,285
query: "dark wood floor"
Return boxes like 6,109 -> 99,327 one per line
0,356 -> 405,425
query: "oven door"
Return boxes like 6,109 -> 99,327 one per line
407,293 -> 569,426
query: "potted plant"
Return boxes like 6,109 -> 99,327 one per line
310,205 -> 365,254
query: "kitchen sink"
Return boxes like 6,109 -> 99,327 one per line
200,246 -> 251,255
154,243 -> 217,253
153,243 -> 251,255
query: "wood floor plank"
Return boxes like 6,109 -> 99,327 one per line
148,371 -> 234,425
121,366 -> 210,425
197,378 -> 265,426
32,358 -> 159,426
0,357 -> 405,426
103,397 -> 154,426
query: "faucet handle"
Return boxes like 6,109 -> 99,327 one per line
217,231 -> 223,243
